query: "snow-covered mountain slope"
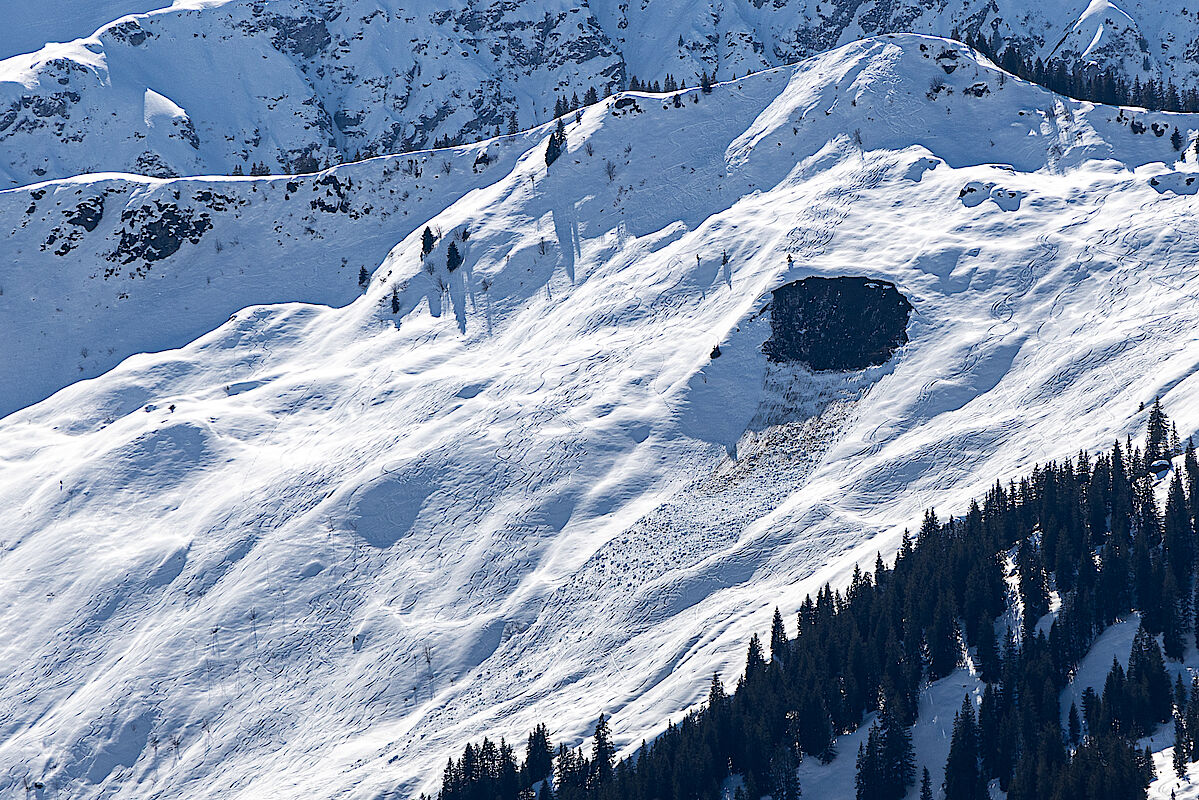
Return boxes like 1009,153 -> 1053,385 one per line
3,0 -> 1199,186
3,33 -> 1199,800
0,128 -> 543,418
0,0 -> 625,185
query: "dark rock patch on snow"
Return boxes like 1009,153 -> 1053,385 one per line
65,195 -> 104,232
108,201 -> 213,275
764,276 -> 912,371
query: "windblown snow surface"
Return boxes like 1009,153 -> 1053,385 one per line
3,34 -> 1199,800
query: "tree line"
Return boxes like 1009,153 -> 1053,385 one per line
424,399 -> 1197,800
959,30 -> 1199,116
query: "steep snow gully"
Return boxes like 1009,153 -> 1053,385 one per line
2,34 -> 1199,800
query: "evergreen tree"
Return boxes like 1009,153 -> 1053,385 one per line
545,125 -> 564,168
798,697 -> 835,762
707,673 -> 726,708
1193,578 -> 1199,655
919,767 -> 933,800
1185,439 -> 1199,524
1175,717 -> 1188,778
944,696 -> 984,800
1164,473 -> 1193,588
769,746 -> 800,800
1127,624 -> 1172,733
745,634 -> 766,678
1017,539 -> 1050,630
446,242 -> 463,272
1146,398 -> 1170,468
880,703 -> 915,796
927,599 -> 961,680
855,724 -> 883,800
853,705 -> 912,800
1068,702 -> 1081,744
700,71 -> 712,94
770,607 -> 788,661
591,714 -> 615,785
1188,677 -> 1199,761
1162,570 -> 1185,660
390,287 -> 399,314
525,724 -> 553,784
358,265 -> 369,287
422,226 -> 437,257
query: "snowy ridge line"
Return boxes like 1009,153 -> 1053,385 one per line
3,0 -> 1198,185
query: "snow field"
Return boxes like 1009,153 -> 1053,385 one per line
1,35 -> 1199,800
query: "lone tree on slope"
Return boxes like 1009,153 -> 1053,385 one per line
446,242 -> 463,272
545,117 -> 566,168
